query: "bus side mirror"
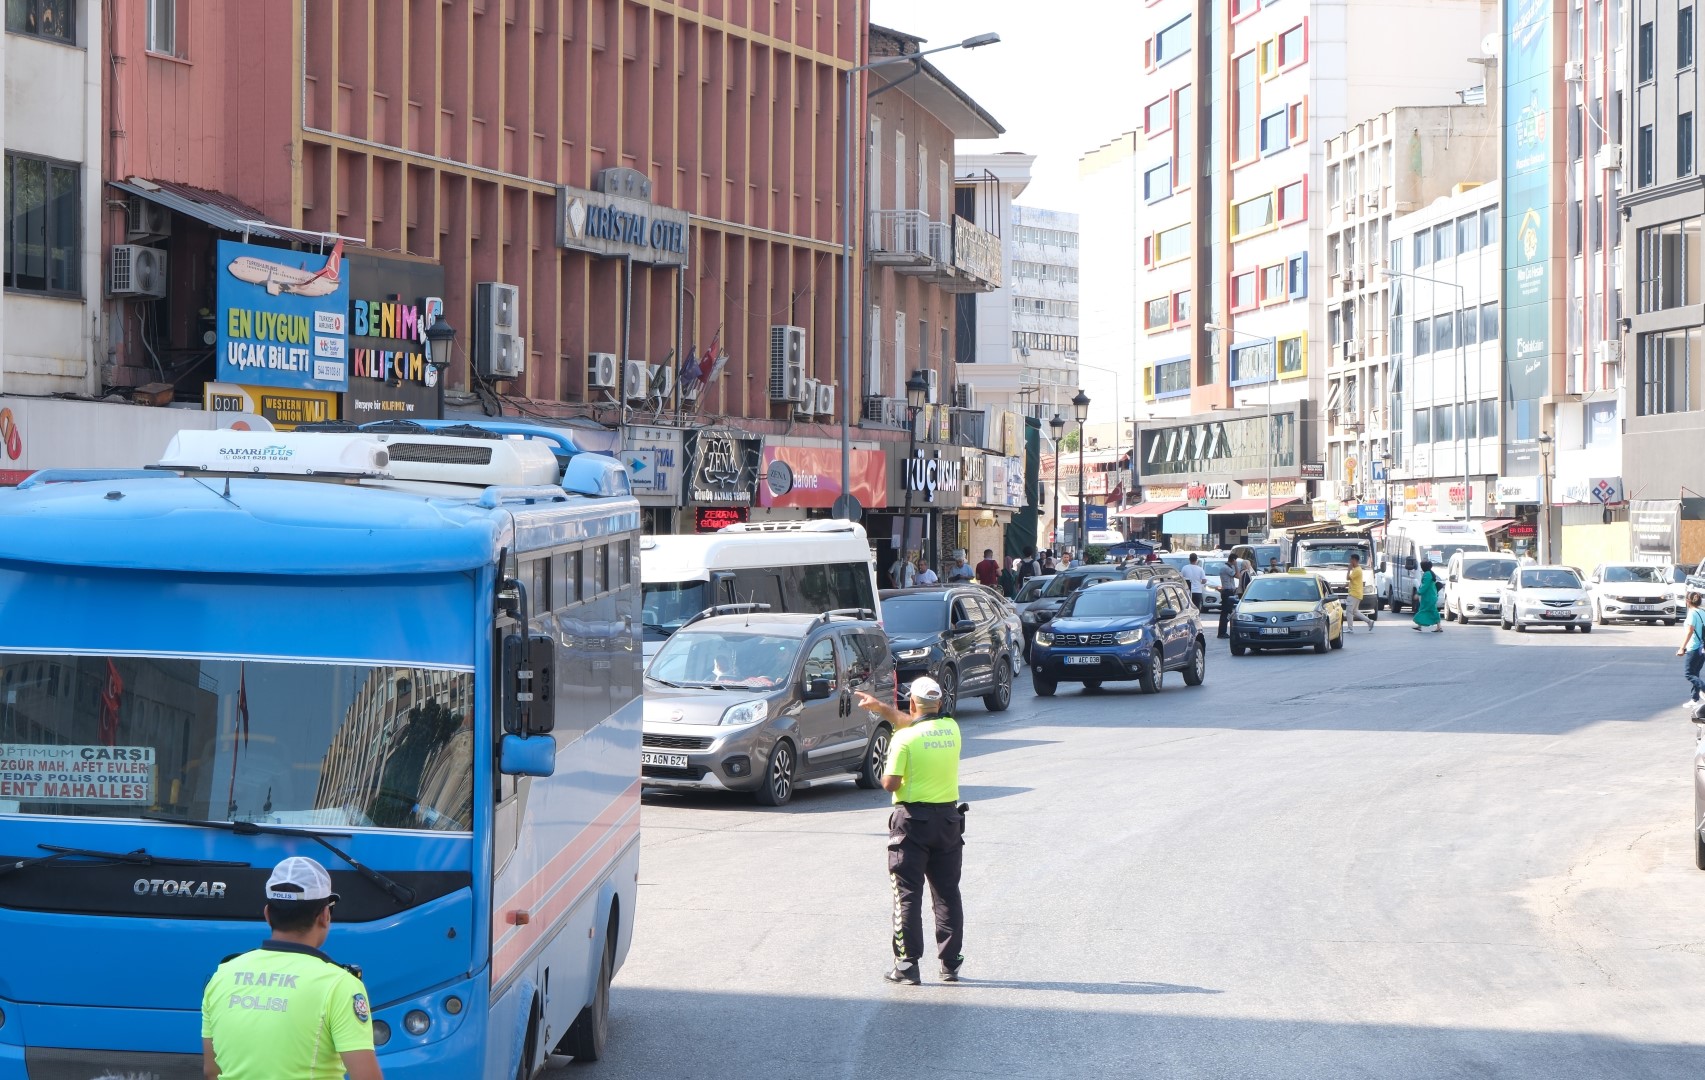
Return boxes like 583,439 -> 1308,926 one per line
503,632 -> 557,736
500,733 -> 557,777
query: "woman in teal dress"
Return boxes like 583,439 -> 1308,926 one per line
1412,558 -> 1443,632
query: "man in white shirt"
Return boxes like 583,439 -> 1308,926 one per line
1180,553 -> 1208,609
916,560 -> 939,586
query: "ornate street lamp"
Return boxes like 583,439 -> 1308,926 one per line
897,370 -> 931,585
424,319 -> 456,419
1072,389 -> 1090,559
1049,412 -> 1066,551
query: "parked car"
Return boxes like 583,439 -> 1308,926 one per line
1668,564 -> 1695,607
1499,565 -> 1593,632
1229,571 -> 1345,655
1587,562 -> 1683,625
1014,574 -> 1055,607
971,582 -> 1025,674
880,585 -> 1015,714
1020,566 -> 1128,657
641,610 -> 896,806
1030,579 -> 1206,697
1443,551 -> 1522,623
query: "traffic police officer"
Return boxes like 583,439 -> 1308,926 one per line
201,857 -> 383,1080
855,675 -> 967,985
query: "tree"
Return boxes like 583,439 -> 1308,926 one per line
1061,427 -> 1080,451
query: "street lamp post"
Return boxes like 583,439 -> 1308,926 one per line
1537,433 -> 1554,564
838,33 -> 1000,505
1072,389 -> 1091,559
424,319 -> 456,420
1382,267 -> 1471,520
1206,325 -> 1277,538
897,370 -> 930,584
1049,412 -> 1065,551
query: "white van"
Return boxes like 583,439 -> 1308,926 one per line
1443,550 -> 1522,623
1375,519 -> 1490,613
639,519 -> 880,658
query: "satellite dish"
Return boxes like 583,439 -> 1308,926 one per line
1481,32 -> 1500,56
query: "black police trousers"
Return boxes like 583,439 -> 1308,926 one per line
887,802 -> 965,966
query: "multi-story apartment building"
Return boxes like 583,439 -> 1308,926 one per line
1386,184 -> 1505,526
956,195 -> 1080,421
1621,0 -> 1705,565
1500,0 -> 1628,565
1320,104 -> 1495,521
1091,0 -> 1495,545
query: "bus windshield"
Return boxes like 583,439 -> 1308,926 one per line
0,654 -> 474,832
642,580 -> 711,640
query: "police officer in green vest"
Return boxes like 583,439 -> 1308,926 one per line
201,857 -> 383,1080
855,675 -> 967,985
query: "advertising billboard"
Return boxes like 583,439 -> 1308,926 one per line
215,240 -> 350,393
1501,0 -> 1554,476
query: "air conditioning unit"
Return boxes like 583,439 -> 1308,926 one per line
883,398 -> 910,427
1354,265 -> 1366,287
681,376 -> 703,402
863,395 -> 887,422
1596,143 -> 1623,172
923,369 -> 939,404
588,352 -> 619,390
1343,341 -> 1361,358
1339,271 -> 1354,292
1564,59 -> 1585,82
623,358 -> 650,401
649,363 -> 675,402
953,382 -> 977,409
816,381 -> 836,417
795,378 -> 819,417
769,324 -> 807,402
1595,340 -> 1625,366
126,197 -> 171,241
109,244 -> 168,298
475,282 -> 522,377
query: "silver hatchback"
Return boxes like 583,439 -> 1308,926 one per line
642,611 -> 896,806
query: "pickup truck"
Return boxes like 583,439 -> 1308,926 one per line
1293,536 -> 1376,612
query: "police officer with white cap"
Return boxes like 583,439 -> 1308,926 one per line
855,674 -> 967,985
201,856 -> 383,1080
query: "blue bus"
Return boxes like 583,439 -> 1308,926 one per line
0,421 -> 643,1079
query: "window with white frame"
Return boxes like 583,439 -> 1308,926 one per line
147,0 -> 178,55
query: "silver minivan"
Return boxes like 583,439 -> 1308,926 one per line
641,611 -> 895,807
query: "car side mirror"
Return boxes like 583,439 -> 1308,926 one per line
954,618 -> 977,633
803,676 -> 835,700
1157,607 -> 1178,621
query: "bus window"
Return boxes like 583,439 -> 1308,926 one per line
728,568 -> 785,610
592,544 -> 609,595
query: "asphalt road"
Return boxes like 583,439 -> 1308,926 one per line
560,616 -> 1705,1079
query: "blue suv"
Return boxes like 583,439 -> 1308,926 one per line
1030,579 -> 1206,697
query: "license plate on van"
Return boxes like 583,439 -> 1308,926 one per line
642,752 -> 689,768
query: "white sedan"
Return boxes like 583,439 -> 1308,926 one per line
1500,566 -> 1594,633
1587,562 -> 1683,625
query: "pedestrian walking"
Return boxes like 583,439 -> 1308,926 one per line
891,554 -> 918,588
1180,553 -> 1207,610
997,561 -> 1018,599
854,676 -> 967,986
1236,555 -> 1254,597
1017,546 -> 1042,585
1216,556 -> 1240,639
1412,559 -> 1443,632
916,558 -> 939,586
1344,553 -> 1375,632
1677,592 -> 1705,712
1041,551 -> 1058,574
975,548 -> 1001,587
947,555 -> 972,582
201,857 -> 382,1080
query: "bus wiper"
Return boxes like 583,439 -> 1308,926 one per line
142,815 -> 415,905
1,844 -> 249,876
643,621 -> 673,637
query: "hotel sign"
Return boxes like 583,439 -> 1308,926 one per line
556,172 -> 689,267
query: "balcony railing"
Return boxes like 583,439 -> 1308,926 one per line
866,209 -> 1001,293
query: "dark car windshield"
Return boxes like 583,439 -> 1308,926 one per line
1461,558 -> 1519,581
1043,572 -> 1116,598
1242,577 -> 1322,602
1602,565 -> 1664,583
648,632 -> 799,689
1520,569 -> 1583,590
1015,577 -> 1053,603
881,598 -> 949,634
1672,565 -> 1692,583
641,580 -> 710,640
1063,589 -> 1155,618
1298,544 -> 1365,567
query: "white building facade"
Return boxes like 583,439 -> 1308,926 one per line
2,0 -> 105,399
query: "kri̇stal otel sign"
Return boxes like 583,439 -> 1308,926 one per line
555,184 -> 689,268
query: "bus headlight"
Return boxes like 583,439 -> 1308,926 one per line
403,1010 -> 432,1037
720,699 -> 769,726
373,1019 -> 391,1046
444,996 -> 464,1015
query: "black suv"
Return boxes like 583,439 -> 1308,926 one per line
880,586 -> 1015,714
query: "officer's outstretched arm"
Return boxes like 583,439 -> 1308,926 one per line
341,1049 -> 384,1080
853,690 -> 907,727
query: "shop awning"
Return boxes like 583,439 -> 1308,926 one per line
1479,518 -> 1518,533
1113,499 -> 1185,519
109,178 -> 294,240
1206,496 -> 1301,516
